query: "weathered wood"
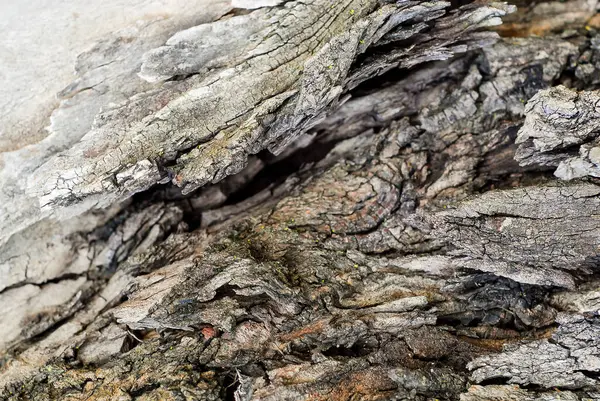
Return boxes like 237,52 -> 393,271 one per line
3,0 -> 600,400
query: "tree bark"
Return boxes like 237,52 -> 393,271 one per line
2,0 -> 600,400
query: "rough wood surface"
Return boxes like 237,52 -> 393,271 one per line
3,0 -> 600,400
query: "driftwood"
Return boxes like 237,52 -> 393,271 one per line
2,0 -> 600,400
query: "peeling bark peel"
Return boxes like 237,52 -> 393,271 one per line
3,0 -> 600,400
21,0 -> 512,223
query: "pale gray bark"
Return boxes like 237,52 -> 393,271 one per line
3,0 -> 600,400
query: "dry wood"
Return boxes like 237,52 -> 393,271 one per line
2,0 -> 600,400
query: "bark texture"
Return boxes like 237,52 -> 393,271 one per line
3,0 -> 600,400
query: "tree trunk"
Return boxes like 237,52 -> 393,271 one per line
2,0 -> 600,400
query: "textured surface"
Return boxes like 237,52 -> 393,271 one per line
0,0 -> 231,153
0,0 -> 514,247
516,85 -> 600,180
3,0 -> 600,400
469,314 -> 600,389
